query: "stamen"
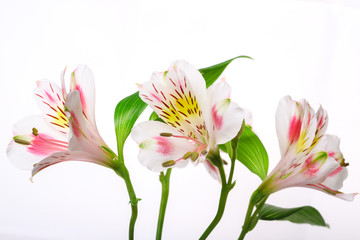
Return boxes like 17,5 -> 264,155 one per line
340,158 -> 349,167
162,160 -> 176,167
160,132 -> 173,137
182,152 -> 192,159
171,134 -> 204,146
13,138 -> 31,145
32,128 -> 38,136
190,152 -> 199,162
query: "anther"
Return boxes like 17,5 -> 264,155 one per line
160,132 -> 173,137
190,152 -> 199,162
32,128 -> 38,136
13,138 -> 31,145
182,152 -> 192,159
162,160 -> 176,167
340,158 -> 349,167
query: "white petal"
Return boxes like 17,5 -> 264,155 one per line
276,96 -> 317,156
212,101 -> 244,145
204,159 -> 221,182
65,91 -> 107,158
33,80 -> 69,135
206,78 -> 231,107
12,115 -> 67,141
132,120 -> 181,143
302,155 -> 340,186
138,60 -> 209,141
296,98 -> 317,153
60,66 -> 67,99
70,65 -> 96,127
243,108 -> 253,126
324,135 -> 341,153
322,167 -> 348,190
131,121 -> 197,172
334,193 -> 357,201
206,80 -> 245,144
276,96 -> 296,155
32,150 -> 113,177
315,105 -> 328,139
8,115 -> 68,170
7,140 -> 43,170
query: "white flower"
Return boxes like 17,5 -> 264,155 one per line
7,65 -> 117,177
131,60 -> 245,179
259,96 -> 356,201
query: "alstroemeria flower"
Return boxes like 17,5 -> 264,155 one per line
258,96 -> 356,201
7,65 -> 117,177
131,60 -> 244,179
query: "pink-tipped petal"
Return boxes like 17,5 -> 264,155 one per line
204,159 -> 221,182
65,91 -> 106,156
70,65 -> 96,127
315,106 -> 328,139
276,96 -> 297,155
276,96 -> 317,156
322,166 -> 348,191
131,121 -> 196,172
212,101 -> 244,145
7,115 -> 68,169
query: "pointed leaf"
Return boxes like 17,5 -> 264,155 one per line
149,111 -> 159,121
219,125 -> 268,180
199,55 -> 253,88
114,91 -> 147,156
259,204 -> 329,227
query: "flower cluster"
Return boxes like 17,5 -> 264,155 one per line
6,60 -> 356,240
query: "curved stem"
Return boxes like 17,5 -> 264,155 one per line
200,123 -> 244,239
114,155 -> 139,240
238,200 -> 255,240
156,168 -> 172,240
238,190 -> 268,240
199,162 -> 230,240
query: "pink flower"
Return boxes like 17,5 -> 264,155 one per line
259,96 -> 356,201
131,60 -> 245,180
7,65 -> 117,177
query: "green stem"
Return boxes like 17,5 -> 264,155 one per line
199,162 -> 231,240
114,155 -> 139,240
238,190 -> 268,240
200,123 -> 244,239
156,168 -> 172,240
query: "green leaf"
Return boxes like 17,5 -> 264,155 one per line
114,91 -> 147,156
149,111 -> 159,121
199,55 -> 253,88
219,125 -> 268,180
259,204 -> 329,227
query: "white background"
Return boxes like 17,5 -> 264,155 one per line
0,0 -> 359,239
